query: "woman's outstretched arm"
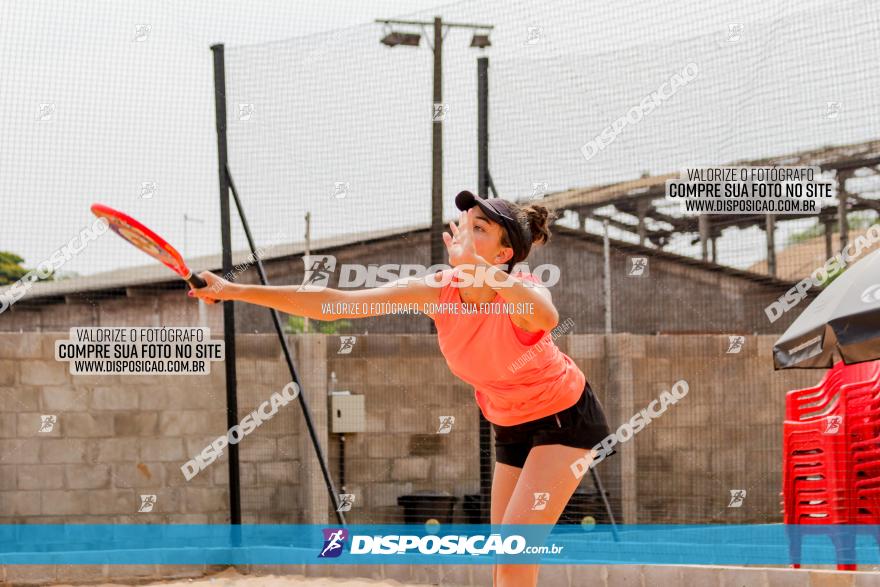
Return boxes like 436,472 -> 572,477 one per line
187,270 -> 439,320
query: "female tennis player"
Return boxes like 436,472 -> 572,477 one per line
188,190 -> 611,587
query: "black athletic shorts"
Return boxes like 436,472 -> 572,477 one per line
491,380 -> 611,469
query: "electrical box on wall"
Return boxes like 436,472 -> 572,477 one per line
330,393 -> 366,433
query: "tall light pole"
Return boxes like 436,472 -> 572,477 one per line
376,17 -> 493,271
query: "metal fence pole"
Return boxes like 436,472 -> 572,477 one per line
210,43 -> 241,525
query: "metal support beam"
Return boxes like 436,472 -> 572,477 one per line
698,215 -> 711,261
838,171 -> 852,252
765,214 -> 777,277
636,199 -> 650,247
824,217 -> 834,260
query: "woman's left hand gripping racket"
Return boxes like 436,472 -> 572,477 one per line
90,203 -> 218,303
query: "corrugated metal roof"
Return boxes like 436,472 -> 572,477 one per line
16,138 -> 873,304
2,219 -> 801,309
1,222 -> 426,301
531,139 -> 880,212
552,225 -> 797,290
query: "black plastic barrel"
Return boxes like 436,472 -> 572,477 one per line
463,493 -> 484,524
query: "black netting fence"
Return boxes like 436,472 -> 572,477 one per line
1,0 -> 878,536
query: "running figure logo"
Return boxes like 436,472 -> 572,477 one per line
298,255 -> 337,291
525,26 -> 544,45
529,182 -> 550,200
728,489 -> 746,508
627,257 -> 648,277
331,182 -> 350,199
318,528 -> 349,558
337,336 -> 357,355
726,336 -> 745,354
531,492 -> 550,510
139,181 -> 158,200
727,23 -> 744,43
138,494 -> 157,513
39,415 -> 57,433
133,24 -> 152,42
336,493 -> 355,512
432,103 -> 449,122
824,415 -> 842,435
825,102 -> 842,120
238,103 -> 255,121
437,416 -> 455,434
36,103 -> 56,122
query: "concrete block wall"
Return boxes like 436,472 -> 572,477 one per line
0,290 -> 223,335
327,333 -> 482,524
0,332 -> 828,526
0,333 -> 317,524
222,335 -> 328,524
324,332 -> 824,525
0,333 -> 230,523
572,334 -> 821,523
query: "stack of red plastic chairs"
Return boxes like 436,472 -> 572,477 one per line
783,359 -> 880,570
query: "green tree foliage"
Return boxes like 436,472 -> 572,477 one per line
0,252 -> 29,285
788,212 -> 874,245
285,315 -> 352,334
0,252 -> 75,286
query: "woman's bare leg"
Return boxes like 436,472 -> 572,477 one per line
491,462 -> 522,587
496,445 -> 593,587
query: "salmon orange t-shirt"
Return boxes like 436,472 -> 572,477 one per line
432,269 -> 586,426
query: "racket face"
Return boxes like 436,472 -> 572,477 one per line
90,203 -> 190,278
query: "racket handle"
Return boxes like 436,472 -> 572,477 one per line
187,273 -> 208,289
185,271 -> 220,304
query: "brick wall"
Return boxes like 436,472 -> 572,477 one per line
327,333 -> 481,523
0,332 -> 823,524
587,335 -> 818,523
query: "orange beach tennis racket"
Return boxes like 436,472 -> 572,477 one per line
90,203 -> 214,299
